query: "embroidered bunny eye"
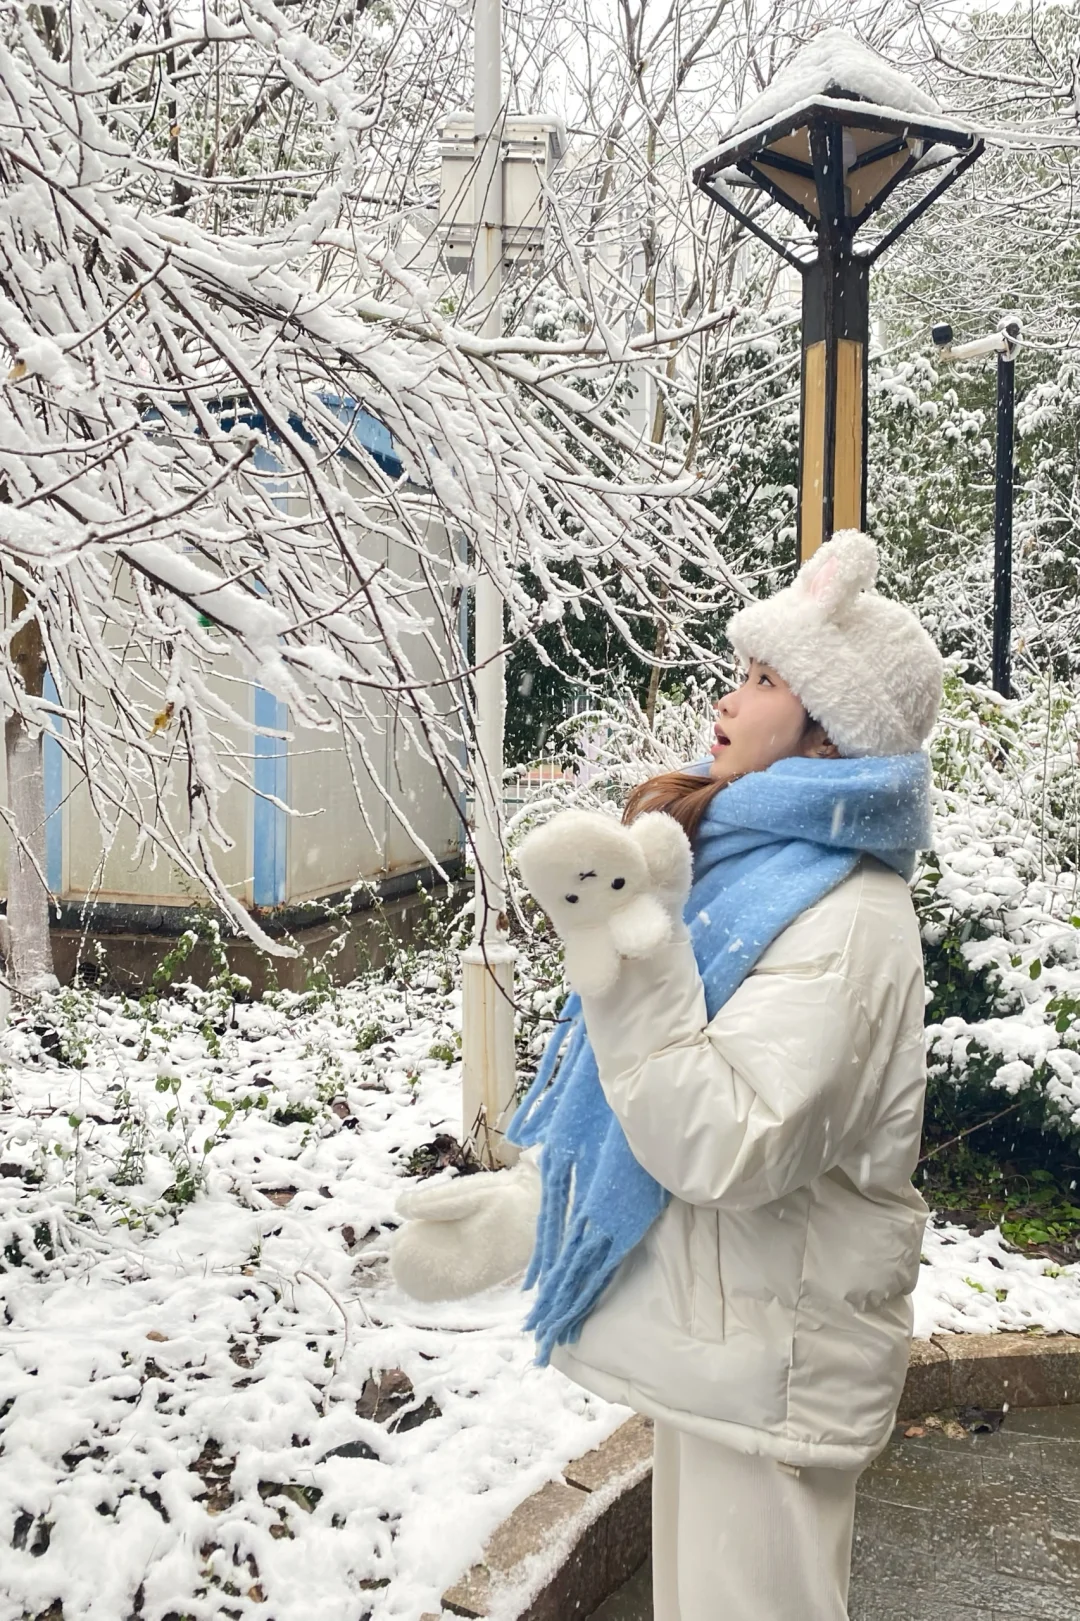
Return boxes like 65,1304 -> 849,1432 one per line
565,893 -> 579,904
611,877 -> 625,890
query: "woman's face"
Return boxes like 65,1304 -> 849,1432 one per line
709,660 -> 831,781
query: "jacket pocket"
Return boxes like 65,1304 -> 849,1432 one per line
837,1205 -> 927,1311
689,1207 -> 725,1341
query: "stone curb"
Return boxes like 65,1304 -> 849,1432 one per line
439,1414 -> 653,1621
433,1333 -> 1080,1621
899,1329 -> 1080,1417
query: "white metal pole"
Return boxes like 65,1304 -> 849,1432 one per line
461,0 -> 517,1167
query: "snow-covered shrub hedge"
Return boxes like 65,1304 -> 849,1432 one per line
918,666 -> 1080,1143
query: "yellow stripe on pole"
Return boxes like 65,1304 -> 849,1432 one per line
800,338 -> 865,562
834,338 -> 864,535
800,340 -> 825,561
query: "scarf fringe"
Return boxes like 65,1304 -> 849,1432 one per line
523,1149 -> 573,1291
511,997 -> 584,1147
523,1221 -> 614,1366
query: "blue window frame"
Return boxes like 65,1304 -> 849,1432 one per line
253,685 -> 287,907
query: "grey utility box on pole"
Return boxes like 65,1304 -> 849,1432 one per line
439,115 -> 567,273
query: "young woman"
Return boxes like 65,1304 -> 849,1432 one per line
394,529 -> 942,1621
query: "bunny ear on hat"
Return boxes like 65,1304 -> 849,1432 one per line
797,530 -> 879,617
726,529 -> 943,758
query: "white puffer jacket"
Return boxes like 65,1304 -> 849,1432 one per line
551,855 -> 929,1471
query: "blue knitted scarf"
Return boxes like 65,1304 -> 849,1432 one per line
507,751 -> 933,1365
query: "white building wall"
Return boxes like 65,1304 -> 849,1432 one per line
0,459 -> 463,921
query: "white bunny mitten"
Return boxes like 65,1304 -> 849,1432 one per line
516,808 -> 692,995
388,1152 -> 541,1302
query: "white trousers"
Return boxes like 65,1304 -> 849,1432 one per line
651,1422 -> 862,1621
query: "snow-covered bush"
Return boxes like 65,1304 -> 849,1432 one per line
918,666 -> 1080,1144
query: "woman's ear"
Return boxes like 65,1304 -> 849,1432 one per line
802,722 -> 840,759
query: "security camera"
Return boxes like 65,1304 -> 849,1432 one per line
931,323 -> 954,348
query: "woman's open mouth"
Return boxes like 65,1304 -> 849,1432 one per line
711,727 -> 731,755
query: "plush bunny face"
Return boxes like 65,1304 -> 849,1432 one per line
516,808 -> 693,996
517,811 -> 651,933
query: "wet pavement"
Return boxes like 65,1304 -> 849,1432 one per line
588,1406 -> 1080,1621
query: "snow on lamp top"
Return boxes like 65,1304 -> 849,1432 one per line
693,28 -> 975,239
726,28 -> 941,141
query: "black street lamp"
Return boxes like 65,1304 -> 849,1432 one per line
692,29 -> 984,561
932,320 -> 1022,698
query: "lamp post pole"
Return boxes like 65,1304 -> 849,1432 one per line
932,320 -> 1020,697
691,32 -> 983,564
460,0 -> 517,1167
992,338 -> 1017,698
799,252 -> 869,561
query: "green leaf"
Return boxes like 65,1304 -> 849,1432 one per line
1029,958 -> 1042,980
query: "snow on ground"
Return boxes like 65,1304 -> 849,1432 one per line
1,951 -> 1079,1621
915,1218 -> 1080,1338
0,964 -> 624,1621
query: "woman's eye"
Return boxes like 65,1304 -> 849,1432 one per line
758,673 -> 773,686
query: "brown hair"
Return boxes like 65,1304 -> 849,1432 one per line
622,771 -> 735,840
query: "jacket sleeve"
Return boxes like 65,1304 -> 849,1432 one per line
577,933 -> 886,1212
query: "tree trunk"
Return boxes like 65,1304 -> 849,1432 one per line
5,583 -> 55,994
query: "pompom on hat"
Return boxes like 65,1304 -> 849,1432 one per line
726,530 -> 943,758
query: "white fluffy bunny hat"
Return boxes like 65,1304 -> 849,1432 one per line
726,530 -> 942,758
